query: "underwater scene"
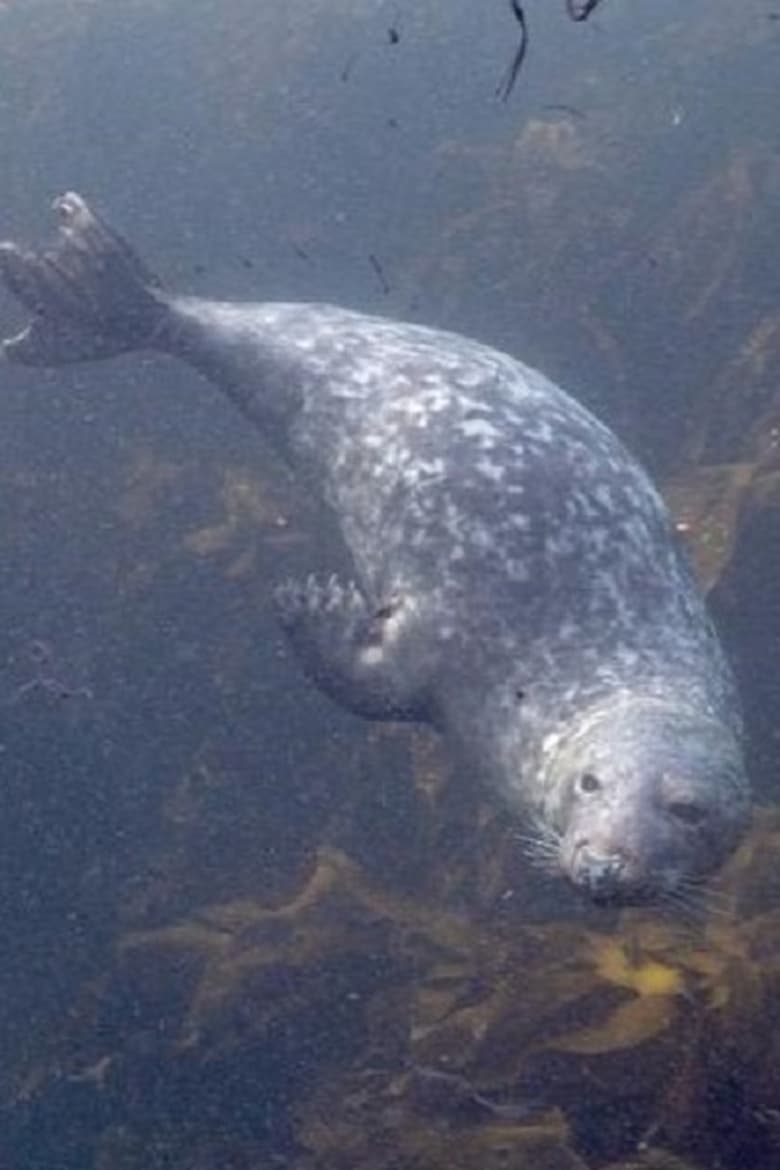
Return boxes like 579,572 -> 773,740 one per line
1,2 -> 780,1167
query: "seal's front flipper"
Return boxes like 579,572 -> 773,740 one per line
0,192 -> 166,365
274,574 -> 432,722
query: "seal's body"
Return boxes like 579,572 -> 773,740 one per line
0,194 -> 749,904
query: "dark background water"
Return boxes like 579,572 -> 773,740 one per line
0,2 -> 779,1167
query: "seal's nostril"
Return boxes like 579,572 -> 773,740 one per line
580,850 -> 626,897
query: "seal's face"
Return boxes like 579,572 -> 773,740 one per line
544,702 -> 749,907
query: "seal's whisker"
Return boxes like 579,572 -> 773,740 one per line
514,833 -> 559,855
680,879 -> 734,908
519,847 -> 558,867
528,815 -> 562,846
656,887 -> 709,931
663,886 -> 703,916
675,873 -> 734,907
514,832 -> 562,876
514,817 -> 563,875
531,857 -> 563,877
674,881 -> 734,922
513,831 -> 549,848
660,879 -> 733,928
518,844 -> 560,872
515,814 -> 561,845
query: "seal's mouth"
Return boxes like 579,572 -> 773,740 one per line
579,881 -> 654,908
567,840 -> 658,906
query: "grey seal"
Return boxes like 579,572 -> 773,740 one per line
0,193 -> 750,906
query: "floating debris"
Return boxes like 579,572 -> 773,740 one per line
340,51 -> 359,82
498,0 -> 605,99
496,0 -> 528,102
368,252 -> 391,294
566,0 -> 604,20
8,638 -> 93,704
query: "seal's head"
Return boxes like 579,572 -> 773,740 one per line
541,698 -> 749,906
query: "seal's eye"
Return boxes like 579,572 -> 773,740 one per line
578,771 -> 601,795
668,800 -> 706,827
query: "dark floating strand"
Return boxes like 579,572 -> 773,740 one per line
368,253 -> 391,295
542,102 -> 586,118
496,0 -> 528,102
497,0 -> 605,99
387,4 -> 401,44
340,51 -> 359,82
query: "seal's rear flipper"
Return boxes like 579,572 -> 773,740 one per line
0,193 -> 167,365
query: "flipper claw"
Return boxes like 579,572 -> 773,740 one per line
274,573 -> 431,721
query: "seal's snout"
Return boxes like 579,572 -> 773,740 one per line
572,843 -> 636,904
545,697 -> 751,907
